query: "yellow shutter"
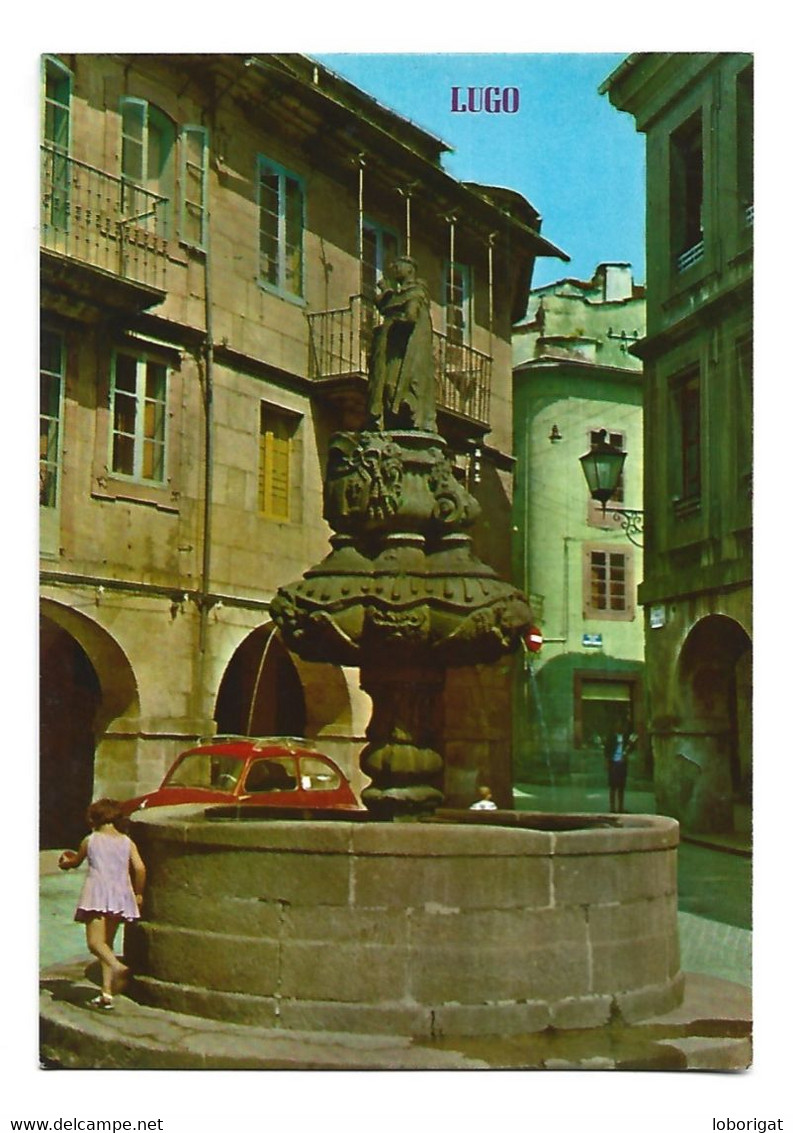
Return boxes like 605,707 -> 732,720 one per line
259,409 -> 292,519
269,427 -> 290,518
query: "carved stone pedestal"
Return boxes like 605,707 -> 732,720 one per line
359,663 -> 445,817
270,428 -> 531,817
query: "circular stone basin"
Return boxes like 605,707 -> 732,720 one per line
126,806 -> 683,1038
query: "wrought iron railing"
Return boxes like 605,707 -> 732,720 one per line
40,145 -> 169,292
307,294 -> 374,379
307,294 -> 492,425
676,239 -> 705,273
433,334 -> 492,424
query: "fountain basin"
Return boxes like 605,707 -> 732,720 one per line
125,806 -> 683,1038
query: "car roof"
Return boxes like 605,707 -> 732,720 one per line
184,736 -> 326,757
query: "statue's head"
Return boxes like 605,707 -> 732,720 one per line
390,256 -> 418,284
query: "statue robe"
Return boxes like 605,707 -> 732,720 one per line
367,278 -> 436,432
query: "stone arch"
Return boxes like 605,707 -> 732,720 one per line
679,615 -> 751,715
214,622 -> 353,739
672,613 -> 752,831
40,598 -> 140,848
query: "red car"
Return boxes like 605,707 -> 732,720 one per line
121,736 -> 362,816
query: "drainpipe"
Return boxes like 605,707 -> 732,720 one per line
357,155 -> 365,298
540,536 -> 572,645
404,188 -> 412,257
397,183 -> 414,257
447,215 -> 456,328
195,132 -> 215,724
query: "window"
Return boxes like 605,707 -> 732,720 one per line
164,754 -> 243,790
670,111 -> 704,271
584,545 -> 634,620
42,56 -> 71,230
573,671 -> 640,749
361,219 -> 400,355
258,404 -> 299,519
43,56 -> 71,151
180,125 -> 208,248
361,219 -> 399,301
672,368 -> 702,506
737,67 -> 753,226
244,758 -> 297,793
120,98 -> 174,237
110,351 -> 168,483
298,757 -> 342,792
445,262 -> 473,346
257,157 -> 305,299
40,328 -> 65,508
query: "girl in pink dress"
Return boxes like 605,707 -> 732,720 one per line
59,798 -> 146,1010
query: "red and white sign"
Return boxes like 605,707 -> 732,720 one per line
524,626 -> 543,653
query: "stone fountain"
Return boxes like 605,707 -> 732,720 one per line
125,258 -> 683,1044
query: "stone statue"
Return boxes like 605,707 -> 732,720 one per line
367,256 -> 436,432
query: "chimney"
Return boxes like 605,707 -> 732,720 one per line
596,263 -> 633,302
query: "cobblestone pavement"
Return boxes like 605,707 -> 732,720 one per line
677,911 -> 751,987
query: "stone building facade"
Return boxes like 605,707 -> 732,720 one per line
602,54 -> 752,832
39,52 -> 564,846
512,263 -> 645,784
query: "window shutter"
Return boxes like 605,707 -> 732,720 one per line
120,98 -> 146,183
181,124 -> 208,247
259,406 -> 296,519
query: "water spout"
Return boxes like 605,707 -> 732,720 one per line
525,654 -> 555,787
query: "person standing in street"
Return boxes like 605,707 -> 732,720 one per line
604,722 -> 635,813
58,798 -> 146,1010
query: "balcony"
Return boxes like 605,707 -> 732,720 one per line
307,294 -> 492,428
40,145 -> 169,316
676,239 -> 705,274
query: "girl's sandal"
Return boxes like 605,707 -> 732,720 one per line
88,994 -> 114,1010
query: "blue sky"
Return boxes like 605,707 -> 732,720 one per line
316,53 -> 645,289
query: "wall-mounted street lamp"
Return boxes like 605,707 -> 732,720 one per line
579,429 -> 644,547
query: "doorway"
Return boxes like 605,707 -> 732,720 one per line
40,617 -> 100,848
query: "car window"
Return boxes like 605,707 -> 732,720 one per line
164,754 -> 243,790
244,757 -> 298,793
299,756 -> 341,791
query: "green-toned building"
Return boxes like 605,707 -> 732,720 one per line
601,54 -> 752,833
512,263 -> 646,785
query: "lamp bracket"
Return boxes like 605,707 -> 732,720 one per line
604,507 -> 644,548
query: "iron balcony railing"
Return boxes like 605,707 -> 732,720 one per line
433,333 -> 492,425
676,238 -> 705,273
308,294 -> 375,379
40,145 -> 169,292
307,294 -> 493,425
